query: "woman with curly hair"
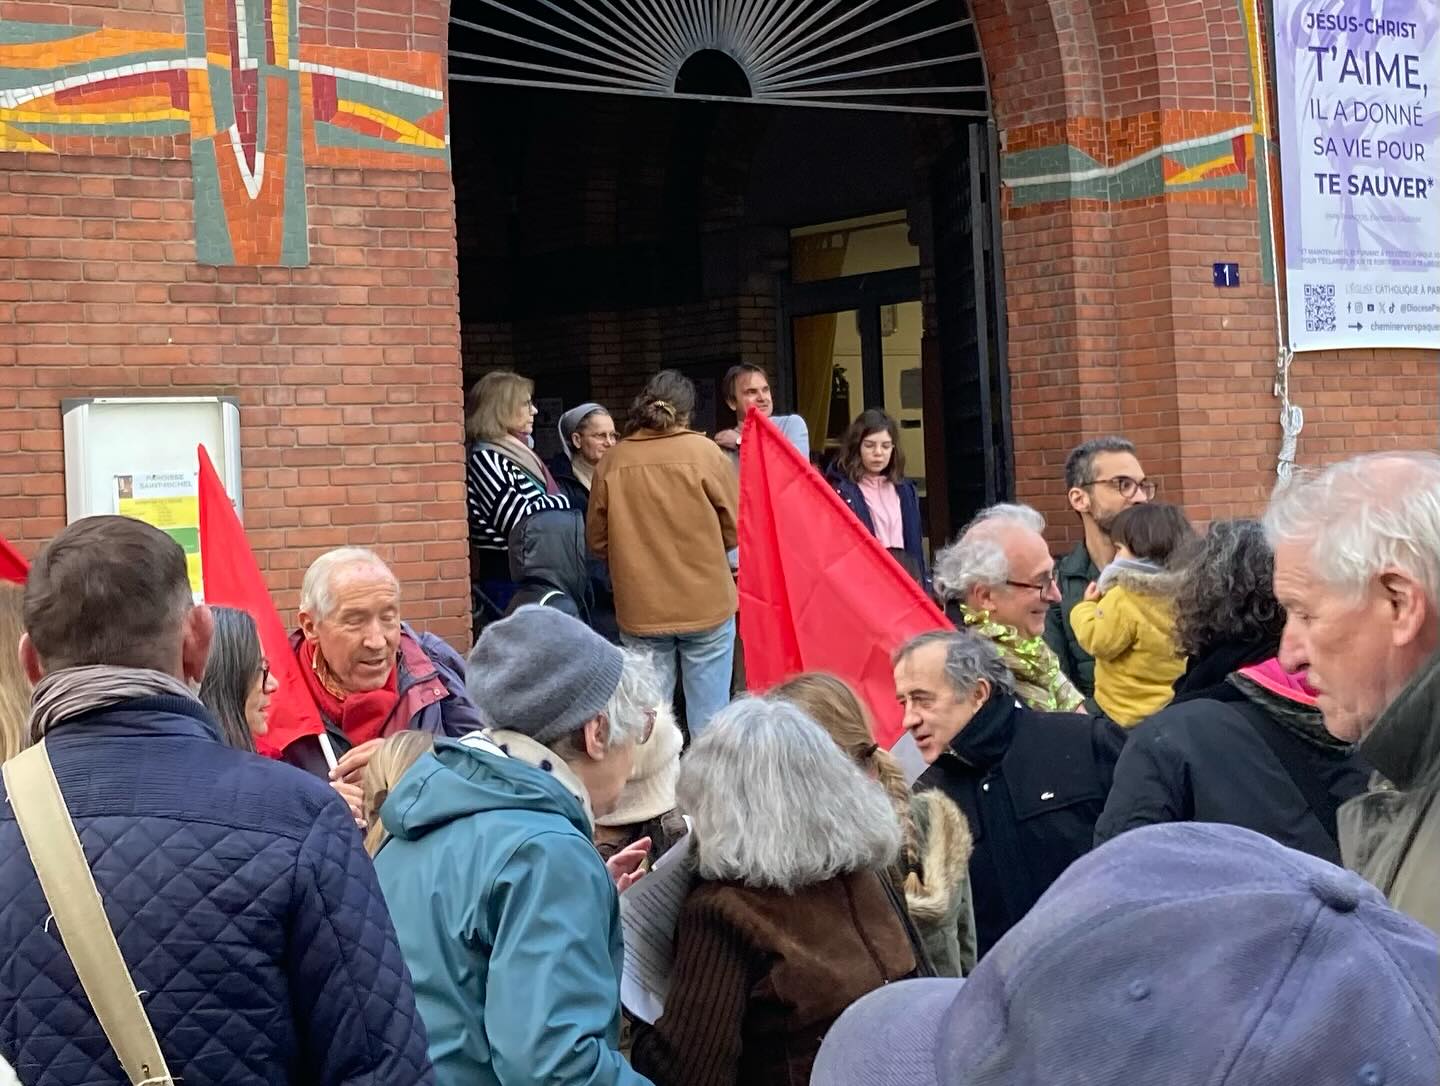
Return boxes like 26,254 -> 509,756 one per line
1095,518 -> 1370,863
1170,519 -> 1286,701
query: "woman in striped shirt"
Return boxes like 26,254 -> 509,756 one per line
465,370 -> 570,622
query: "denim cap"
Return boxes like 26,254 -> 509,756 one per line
812,822 -> 1439,1086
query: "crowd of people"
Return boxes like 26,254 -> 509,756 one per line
0,392 -> 1438,1084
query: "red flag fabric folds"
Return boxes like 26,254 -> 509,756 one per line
737,412 -> 951,748
0,533 -> 27,585
197,445 -> 322,757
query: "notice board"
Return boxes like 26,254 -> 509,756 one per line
62,396 -> 242,597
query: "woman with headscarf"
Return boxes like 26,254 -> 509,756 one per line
465,370 -> 571,624
630,696 -> 925,1086
549,402 -> 618,514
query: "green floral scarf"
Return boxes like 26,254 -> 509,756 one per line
959,605 -> 1085,713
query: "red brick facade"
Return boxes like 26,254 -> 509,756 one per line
0,0 -> 1434,646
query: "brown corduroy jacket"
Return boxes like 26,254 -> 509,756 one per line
630,869 -> 920,1086
586,428 -> 739,637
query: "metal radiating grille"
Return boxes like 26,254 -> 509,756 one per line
449,0 -> 989,116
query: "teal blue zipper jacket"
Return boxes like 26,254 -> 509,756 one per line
374,738 -> 653,1086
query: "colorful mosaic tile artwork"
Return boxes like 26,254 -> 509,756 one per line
0,5 -> 448,266
1002,111 -> 1259,211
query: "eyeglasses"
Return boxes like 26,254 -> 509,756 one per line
1006,572 -> 1058,593
601,707 -> 657,745
259,659 -> 272,686
1085,475 -> 1156,500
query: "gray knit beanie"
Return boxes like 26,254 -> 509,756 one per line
466,605 -> 625,745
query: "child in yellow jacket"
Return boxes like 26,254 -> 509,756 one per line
1070,503 -> 1195,726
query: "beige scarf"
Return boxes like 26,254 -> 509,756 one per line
28,665 -> 202,745
460,727 -> 594,824
483,435 -> 555,494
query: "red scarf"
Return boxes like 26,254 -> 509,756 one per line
298,638 -> 401,746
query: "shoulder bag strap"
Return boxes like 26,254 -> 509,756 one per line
2,740 -> 174,1085
1227,700 -> 1344,846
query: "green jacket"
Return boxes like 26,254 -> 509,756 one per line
1045,541 -> 1099,699
1340,650 -> 1440,937
374,738 -> 652,1086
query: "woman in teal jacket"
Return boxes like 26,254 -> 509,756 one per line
373,606 -> 657,1086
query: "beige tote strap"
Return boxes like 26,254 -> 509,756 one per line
3,740 -> 174,1085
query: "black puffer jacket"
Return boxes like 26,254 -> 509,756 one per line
1096,664 -> 1371,864
504,509 -> 619,641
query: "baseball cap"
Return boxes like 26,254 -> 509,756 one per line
812,822 -> 1439,1086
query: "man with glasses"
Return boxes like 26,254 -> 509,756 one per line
1046,437 -> 1155,701
932,504 -> 1086,712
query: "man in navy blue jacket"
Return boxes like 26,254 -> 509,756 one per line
0,516 -> 433,1085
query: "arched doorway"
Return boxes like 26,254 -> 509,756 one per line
448,0 -> 1011,545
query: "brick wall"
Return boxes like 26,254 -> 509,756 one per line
979,0 -> 1438,544
0,0 -> 469,641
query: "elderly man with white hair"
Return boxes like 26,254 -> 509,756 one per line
278,546 -> 481,782
1266,451 -> 1440,934
933,503 -> 1085,712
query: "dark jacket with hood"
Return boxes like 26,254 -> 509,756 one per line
1341,649 -> 1440,936
504,508 -> 619,642
1045,541 -> 1100,698
0,695 -> 434,1085
372,734 -> 649,1086
548,452 -> 592,514
1095,662 -> 1371,865
826,470 -> 927,584
916,693 -> 1126,957
282,622 -> 482,777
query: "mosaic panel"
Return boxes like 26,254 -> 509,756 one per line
0,6 -> 449,266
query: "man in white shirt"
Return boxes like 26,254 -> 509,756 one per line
713,364 -> 810,467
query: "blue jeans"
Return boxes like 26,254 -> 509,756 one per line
622,617 -> 736,738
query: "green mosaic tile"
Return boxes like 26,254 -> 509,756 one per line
0,20 -> 99,44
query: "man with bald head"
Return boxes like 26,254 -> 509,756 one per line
933,504 -> 1085,713
279,547 -> 481,782
1266,451 -> 1440,934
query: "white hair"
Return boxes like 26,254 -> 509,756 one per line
1264,452 -> 1440,605
600,648 -> 663,750
677,697 -> 901,893
299,547 -> 398,620
932,502 -> 1047,601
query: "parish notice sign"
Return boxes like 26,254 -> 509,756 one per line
1273,1 -> 1439,351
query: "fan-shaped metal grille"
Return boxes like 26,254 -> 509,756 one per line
449,0 -> 989,116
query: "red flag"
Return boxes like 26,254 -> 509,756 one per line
737,412 -> 951,749
0,533 -> 28,585
197,445 -> 322,757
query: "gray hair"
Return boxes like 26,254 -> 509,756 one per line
598,648 -> 663,750
1066,436 -> 1137,490
894,630 -> 1015,699
932,503 -> 1046,601
1264,452 -> 1440,605
299,547 -> 398,621
677,697 -> 901,892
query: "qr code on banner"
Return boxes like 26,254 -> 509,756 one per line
1304,283 -> 1336,332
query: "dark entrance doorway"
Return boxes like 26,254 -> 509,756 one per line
447,1 -> 1011,545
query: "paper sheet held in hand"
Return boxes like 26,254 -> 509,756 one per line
619,820 -> 694,1025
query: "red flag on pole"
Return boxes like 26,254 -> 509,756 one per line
737,411 -> 951,749
0,533 -> 28,585
197,445 -> 322,757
